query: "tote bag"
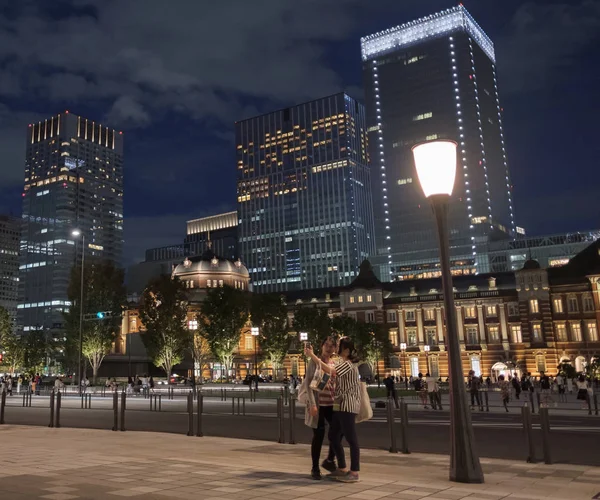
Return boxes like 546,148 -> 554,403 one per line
309,364 -> 331,392
355,382 -> 373,423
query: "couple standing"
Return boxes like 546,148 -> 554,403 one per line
301,336 -> 366,483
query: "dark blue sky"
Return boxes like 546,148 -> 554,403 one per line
1,0 -> 599,266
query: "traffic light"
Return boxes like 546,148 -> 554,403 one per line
96,312 -> 105,319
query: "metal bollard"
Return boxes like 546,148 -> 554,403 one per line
49,390 -> 55,428
285,386 -> 289,406
120,391 -> 126,431
159,394 -> 162,412
399,399 -> 410,454
539,407 -> 552,464
0,390 -> 5,424
586,393 -> 592,416
232,397 -> 235,415
22,392 -> 26,407
277,396 -> 285,444
387,398 -> 398,453
529,391 -> 536,414
537,392 -> 541,410
224,388 -> 227,401
594,394 -> 599,416
522,404 -> 536,463
196,394 -> 203,437
484,391 -> 489,412
288,396 -> 296,445
242,397 -> 246,416
56,391 -> 62,428
187,391 -> 194,436
112,392 -> 118,431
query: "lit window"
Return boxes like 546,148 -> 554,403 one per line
571,323 -> 582,342
397,178 -> 413,186
464,306 -> 476,318
529,300 -> 539,314
466,327 -> 478,345
555,323 -> 567,341
470,356 -> 481,377
471,216 -> 488,224
568,296 -> 578,313
488,326 -> 500,343
219,280 -> 224,287
387,311 -> 397,323
486,305 -> 497,317
553,298 -> 564,314
358,295 -> 364,303
536,354 -> 546,373
410,357 -> 419,377
349,296 -> 355,304
388,329 -> 398,346
405,310 -> 415,322
366,294 -> 373,302
407,329 -> 417,346
587,322 -> 598,341
412,112 -> 433,121
531,323 -> 542,341
245,336 -> 254,350
426,328 -> 437,346
583,295 -> 594,312
511,325 -> 522,343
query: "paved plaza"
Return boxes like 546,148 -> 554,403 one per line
1,426 -> 599,499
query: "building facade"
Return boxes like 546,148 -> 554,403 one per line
0,215 -> 20,327
114,240 -> 600,382
362,6 -> 515,281
185,211 -> 238,261
236,93 -> 375,292
18,112 -> 124,333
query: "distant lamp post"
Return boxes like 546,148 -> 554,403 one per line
424,344 -> 431,374
251,326 -> 260,379
71,229 -> 85,394
413,140 -> 484,483
400,342 -> 408,389
299,332 -> 308,375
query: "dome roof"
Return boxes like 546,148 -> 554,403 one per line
522,259 -> 541,270
172,249 -> 249,279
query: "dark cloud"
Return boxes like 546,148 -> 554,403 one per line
496,0 -> 600,93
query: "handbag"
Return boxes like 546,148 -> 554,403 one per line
309,364 -> 331,392
356,382 -> 373,423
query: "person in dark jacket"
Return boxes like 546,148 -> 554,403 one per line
383,373 -> 399,409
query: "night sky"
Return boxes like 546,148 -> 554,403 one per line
0,0 -> 598,267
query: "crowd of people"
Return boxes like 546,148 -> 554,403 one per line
0,373 -> 44,395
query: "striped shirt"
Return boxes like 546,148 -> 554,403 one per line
318,359 -> 336,406
334,360 -> 361,414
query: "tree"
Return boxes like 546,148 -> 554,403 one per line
558,361 -> 577,379
191,329 -> 211,384
292,307 -> 332,349
139,275 -> 189,379
198,286 -> 249,382
23,329 -> 48,374
64,260 -> 127,383
251,294 -> 291,380
0,307 -> 25,374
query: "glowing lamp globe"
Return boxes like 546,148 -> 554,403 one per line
412,140 -> 458,198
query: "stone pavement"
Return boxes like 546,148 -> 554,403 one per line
0,426 -> 599,500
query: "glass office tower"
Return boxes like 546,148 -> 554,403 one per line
0,214 -> 20,328
18,112 -> 124,332
236,93 -> 375,292
362,6 -> 515,281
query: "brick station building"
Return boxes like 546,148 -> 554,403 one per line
110,240 -> 600,381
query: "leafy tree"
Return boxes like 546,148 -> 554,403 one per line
292,307 -> 332,349
0,307 -> 25,374
23,329 -> 48,374
191,329 -> 211,384
198,286 -> 249,382
251,294 -> 291,380
139,275 -> 189,379
558,361 -> 577,379
64,260 -> 127,383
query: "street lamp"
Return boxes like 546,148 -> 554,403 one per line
71,229 -> 85,394
413,140 -> 484,483
424,345 -> 430,374
400,342 -> 408,389
251,326 -> 259,389
299,332 -> 308,376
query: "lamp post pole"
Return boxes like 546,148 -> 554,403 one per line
72,230 -> 85,395
424,344 -> 430,374
400,343 -> 408,389
251,327 -> 259,390
413,140 -> 484,484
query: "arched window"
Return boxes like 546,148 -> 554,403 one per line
470,356 -> 481,377
575,356 -> 587,373
410,357 -> 419,377
536,353 -> 546,373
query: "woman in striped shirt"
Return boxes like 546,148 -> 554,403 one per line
305,337 -> 361,482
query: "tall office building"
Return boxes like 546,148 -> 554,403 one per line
18,112 -> 124,332
185,211 -> 238,261
0,215 -> 20,327
236,93 -> 375,292
362,6 -> 515,281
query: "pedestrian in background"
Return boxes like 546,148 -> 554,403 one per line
426,373 -> 441,410
383,373 -> 399,409
498,375 -> 510,412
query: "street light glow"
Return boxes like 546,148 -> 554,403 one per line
400,342 -> 407,350
424,345 -> 431,352
251,326 -> 259,336
412,140 -> 458,197
299,332 -> 308,341
72,229 -> 81,237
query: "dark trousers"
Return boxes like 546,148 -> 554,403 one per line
428,391 -> 442,410
311,406 -> 336,470
386,388 -> 399,408
330,411 -> 360,472
470,391 -> 481,408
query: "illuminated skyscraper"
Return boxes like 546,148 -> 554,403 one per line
0,214 -> 20,327
236,93 -> 375,292
18,112 -> 124,332
362,6 -> 515,281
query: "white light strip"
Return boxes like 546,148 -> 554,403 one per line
361,6 -> 495,63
